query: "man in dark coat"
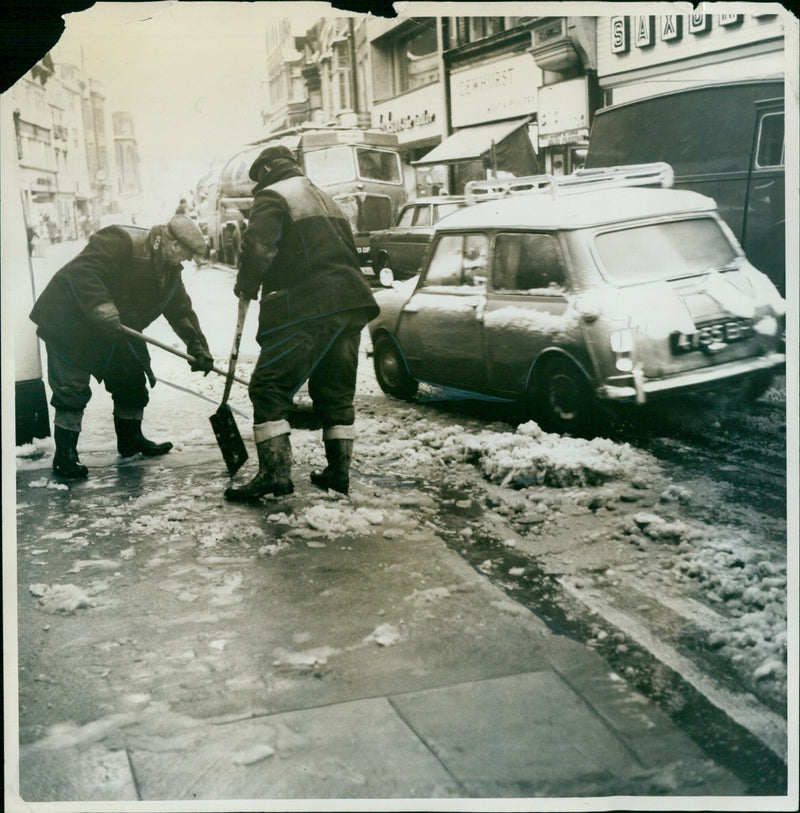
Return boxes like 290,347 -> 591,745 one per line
225,145 -> 378,502
30,215 -> 215,479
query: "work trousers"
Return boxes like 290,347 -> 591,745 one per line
249,309 -> 368,429
46,344 -> 149,432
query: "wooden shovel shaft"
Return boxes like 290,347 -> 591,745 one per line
121,325 -> 250,387
221,296 -> 250,405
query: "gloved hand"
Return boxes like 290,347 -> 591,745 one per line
96,312 -> 123,336
188,347 -> 214,375
233,281 -> 259,301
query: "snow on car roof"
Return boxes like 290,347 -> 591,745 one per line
436,187 -> 716,231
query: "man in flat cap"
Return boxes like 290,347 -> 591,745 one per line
224,144 -> 378,502
30,215 -> 215,479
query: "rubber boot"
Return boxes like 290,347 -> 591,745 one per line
114,417 -> 173,457
52,426 -> 89,479
310,439 -> 353,495
224,434 -> 294,503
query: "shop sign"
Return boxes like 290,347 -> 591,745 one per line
538,128 -> 589,147
450,53 -> 541,129
373,83 -> 442,144
660,14 -> 682,42
538,77 -> 589,137
610,17 -> 630,54
533,18 -> 565,46
719,14 -> 743,27
635,16 -> 655,48
688,13 -> 711,34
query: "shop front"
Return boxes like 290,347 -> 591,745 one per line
414,50 -> 542,193
528,16 -> 600,176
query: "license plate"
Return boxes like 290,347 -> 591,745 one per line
670,318 -> 754,355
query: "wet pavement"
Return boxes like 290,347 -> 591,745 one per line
11,440 -> 749,805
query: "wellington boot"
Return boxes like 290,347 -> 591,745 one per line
310,438 -> 353,495
52,426 -> 89,479
225,434 -> 294,503
115,417 -> 173,457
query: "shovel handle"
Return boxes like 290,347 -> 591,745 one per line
221,296 -> 250,405
121,326 -> 249,387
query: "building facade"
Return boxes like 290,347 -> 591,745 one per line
252,11 -> 789,197
8,51 -> 144,245
113,111 -> 142,208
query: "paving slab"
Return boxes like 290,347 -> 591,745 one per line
13,454 -> 747,803
128,697 -> 461,800
18,743 -> 138,802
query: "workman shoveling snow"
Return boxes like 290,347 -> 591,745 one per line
30,215 -> 215,479
225,144 -> 379,502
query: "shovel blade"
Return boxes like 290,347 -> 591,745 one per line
209,404 -> 248,476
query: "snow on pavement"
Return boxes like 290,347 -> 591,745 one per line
15,246 -> 787,715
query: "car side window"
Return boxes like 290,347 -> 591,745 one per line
492,233 -> 567,292
412,206 -> 432,227
422,233 -> 489,288
396,207 -> 415,227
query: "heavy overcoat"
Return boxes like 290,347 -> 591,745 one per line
30,225 -> 209,382
236,165 -> 378,341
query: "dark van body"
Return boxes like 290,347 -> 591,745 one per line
585,80 -> 785,293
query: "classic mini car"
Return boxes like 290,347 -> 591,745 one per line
369,196 -> 466,286
368,163 -> 786,434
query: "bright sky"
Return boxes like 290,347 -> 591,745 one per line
50,1 -> 337,206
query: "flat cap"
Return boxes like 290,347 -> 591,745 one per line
167,215 -> 206,255
249,144 -> 296,181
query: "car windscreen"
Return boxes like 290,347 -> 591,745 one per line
303,146 -> 357,185
594,218 -> 738,286
356,147 -> 402,183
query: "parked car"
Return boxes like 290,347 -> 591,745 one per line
368,164 -> 786,434
369,196 -> 466,287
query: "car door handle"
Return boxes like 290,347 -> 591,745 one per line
404,304 -> 420,313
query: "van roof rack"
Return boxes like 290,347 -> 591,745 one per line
464,162 -> 674,204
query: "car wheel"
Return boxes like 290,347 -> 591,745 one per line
373,336 -> 418,400
533,357 -> 594,434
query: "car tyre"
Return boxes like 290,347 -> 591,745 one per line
533,357 -> 594,435
373,336 -> 418,400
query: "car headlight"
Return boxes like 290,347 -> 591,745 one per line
610,328 -> 634,353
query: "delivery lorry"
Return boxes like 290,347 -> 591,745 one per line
585,80 -> 785,293
197,126 -> 407,268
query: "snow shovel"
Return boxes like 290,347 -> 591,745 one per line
209,296 -> 250,476
120,326 -> 249,386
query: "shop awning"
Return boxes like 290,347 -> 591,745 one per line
413,117 -> 531,166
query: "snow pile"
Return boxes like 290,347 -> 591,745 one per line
364,624 -> 402,646
456,421 -> 651,488
27,478 -> 68,491
671,534 -> 787,697
29,583 -> 94,614
627,513 -> 701,545
301,504 -> 383,538
620,511 -> 787,702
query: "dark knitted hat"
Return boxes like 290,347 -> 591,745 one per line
248,144 -> 297,181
